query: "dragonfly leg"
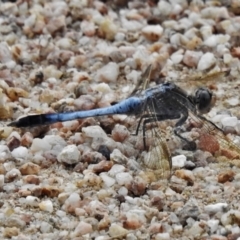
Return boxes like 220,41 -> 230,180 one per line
174,127 -> 197,151
132,114 -> 153,136
171,111 -> 197,150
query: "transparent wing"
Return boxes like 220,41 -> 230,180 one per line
188,111 -> 240,162
189,69 -> 230,83
129,65 -> 152,97
168,67 -> 230,87
132,65 -> 172,181
138,108 -> 172,181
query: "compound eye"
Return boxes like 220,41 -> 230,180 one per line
195,87 -> 215,114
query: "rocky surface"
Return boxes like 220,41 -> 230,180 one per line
1,0 -> 240,239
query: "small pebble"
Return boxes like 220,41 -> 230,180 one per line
19,162 -> 40,175
5,168 -> 21,182
0,145 -> 12,163
109,223 -> 128,238
175,169 -> 195,185
3,227 -> 19,238
57,145 -> 80,164
182,50 -> 202,68
30,138 -> 52,153
204,203 -> 228,215
100,172 -> 116,187
95,62 -> 119,83
115,172 -> 133,186
221,116 -> 238,128
155,233 -> 170,240
71,221 -> 93,237
39,200 -> 53,213
40,221 -> 53,233
197,52 -> 216,71
11,146 -> 28,159
82,126 -> 108,139
26,196 -> 40,207
207,219 -> 219,234
218,170 -> 235,183
172,155 -> 187,168
108,164 -> 125,176
142,25 -> 163,41
221,210 -> 240,226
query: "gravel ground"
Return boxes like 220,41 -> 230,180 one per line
1,0 -> 240,239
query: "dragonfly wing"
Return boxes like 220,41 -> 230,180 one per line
141,122 -> 172,181
129,65 -> 152,97
137,103 -> 172,181
188,111 -> 240,161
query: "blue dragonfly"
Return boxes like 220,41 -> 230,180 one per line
8,65 -> 240,179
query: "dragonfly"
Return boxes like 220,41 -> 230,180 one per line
8,65 -> 240,179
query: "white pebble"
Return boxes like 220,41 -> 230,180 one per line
221,116 -> 238,128
204,34 -> 230,47
64,192 -> 80,206
115,32 -> 125,41
126,70 -> 141,84
172,224 -> 183,233
5,60 -> 16,69
182,50 -> 202,68
118,186 -> 128,196
115,172 -> 133,185
158,1 -> 172,16
108,164 -> 125,176
197,52 -> 216,71
142,25 -> 163,41
57,145 -> 80,164
3,162 -> 15,171
31,138 -> 52,153
95,237 -> 110,240
0,42 -> 12,63
211,114 -> 229,124
82,125 -> 108,139
200,26 -> 212,40
187,222 -> 204,237
110,149 -> 128,163
26,196 -> 40,207
221,210 -> 240,226
170,52 -> 183,64
11,146 -> 28,159
40,221 -> 53,233
71,221 -> 93,237
0,145 -> 12,163
226,97 -> 239,107
100,173 -> 116,188
95,62 -> 119,83
43,135 -> 67,151
207,219 -> 219,233
24,13 -> 36,28
5,168 -> 21,181
39,200 -> 53,213
155,233 -> 170,240
56,210 -> 66,218
56,38 -> 72,50
172,155 -> 186,168
109,223 -> 128,238
204,203 -> 228,214
165,187 -> 176,197
92,83 -> 112,94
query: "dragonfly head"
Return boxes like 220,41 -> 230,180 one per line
194,87 -> 216,114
